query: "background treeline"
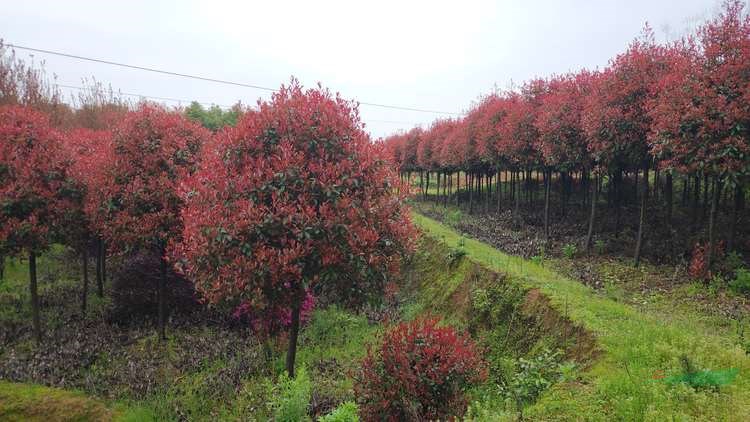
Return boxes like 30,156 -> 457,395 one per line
382,1 -> 750,273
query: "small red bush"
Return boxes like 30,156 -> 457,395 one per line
689,242 -> 709,280
355,317 -> 486,421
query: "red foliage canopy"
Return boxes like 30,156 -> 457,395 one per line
172,81 -> 415,314
99,104 -> 210,253
649,1 -> 750,177
0,105 -> 72,253
535,73 -> 592,171
583,27 -> 668,171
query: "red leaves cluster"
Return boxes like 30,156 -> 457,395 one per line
649,0 -> 750,178
0,105 -> 72,252
99,105 -> 210,253
355,318 -> 486,421
384,2 -> 749,182
172,80 -> 415,316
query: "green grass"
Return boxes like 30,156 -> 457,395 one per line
0,382 -> 116,421
413,212 -> 750,421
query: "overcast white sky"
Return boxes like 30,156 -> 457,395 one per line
1,0 -> 720,138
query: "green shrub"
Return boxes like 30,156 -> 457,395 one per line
318,401 -> 359,422
272,366 -> 312,422
729,268 -> 750,295
530,255 -> 544,266
562,244 -> 577,259
724,251 -> 744,273
501,349 -> 564,410
447,247 -> 467,266
446,209 -> 464,227
594,239 -> 606,255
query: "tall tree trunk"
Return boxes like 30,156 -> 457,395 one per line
485,174 -> 492,213
29,251 -> 41,344
634,163 -> 649,267
101,241 -> 106,288
707,176 -> 724,273
497,169 -> 502,213
665,172 -> 673,231
702,173 -> 709,223
585,173 -> 599,253
615,171 -> 622,238
420,171 -> 425,200
514,172 -> 521,226
544,169 -> 551,241
96,238 -> 103,297
682,174 -> 689,205
81,248 -> 89,316
730,181 -> 744,251
425,171 -> 431,201
666,171 -> 674,258
158,253 -> 167,341
436,172 -> 441,203
456,172 -> 461,206
469,173 -> 474,214
286,296 -> 302,378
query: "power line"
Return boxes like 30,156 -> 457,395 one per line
56,83 -> 420,126
5,43 -> 464,116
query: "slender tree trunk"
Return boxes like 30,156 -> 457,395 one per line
702,173 -> 709,223
436,172 -> 441,203
730,181 -> 744,251
484,174 -> 493,214
497,169 -> 502,213
456,172 -> 461,206
101,241 -> 106,288
615,171 -> 622,238
158,254 -> 167,341
0,253 -> 4,280
682,174 -> 689,206
586,173 -> 599,253
544,169 -> 551,241
29,251 -> 41,344
634,163 -> 649,267
514,172 -> 521,225
666,172 -> 673,231
469,173 -> 474,214
707,176 -> 724,273
81,248 -> 89,316
665,172 -> 674,259
286,296 -> 302,378
425,171 -> 431,201
420,171 -> 425,200
96,238 -> 103,297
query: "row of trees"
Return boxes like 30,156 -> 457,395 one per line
383,1 -> 749,269
0,67 -> 414,376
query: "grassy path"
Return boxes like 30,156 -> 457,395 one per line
414,212 -> 750,420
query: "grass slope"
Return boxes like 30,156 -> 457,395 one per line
414,212 -> 750,421
0,382 -> 116,421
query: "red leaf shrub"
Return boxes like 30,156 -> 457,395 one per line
689,243 -> 709,281
355,318 -> 486,421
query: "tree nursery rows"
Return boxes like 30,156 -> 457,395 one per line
383,1 -> 750,273
1,1 -> 750,421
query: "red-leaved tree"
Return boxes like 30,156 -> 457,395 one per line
172,80 -> 415,377
0,105 -> 73,343
99,104 -> 209,339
